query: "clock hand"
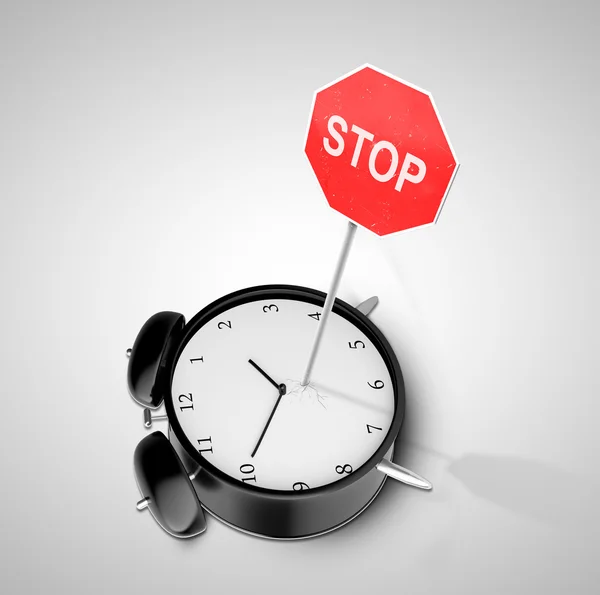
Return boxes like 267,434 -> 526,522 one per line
248,359 -> 282,392
251,381 -> 286,458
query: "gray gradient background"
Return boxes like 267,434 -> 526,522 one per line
1,1 -> 599,593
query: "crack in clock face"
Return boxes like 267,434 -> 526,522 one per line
284,380 -> 328,409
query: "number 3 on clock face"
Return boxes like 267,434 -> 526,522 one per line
167,286 -> 402,494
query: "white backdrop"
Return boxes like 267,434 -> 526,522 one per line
1,1 -> 598,594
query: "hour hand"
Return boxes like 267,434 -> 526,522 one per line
248,359 -> 286,394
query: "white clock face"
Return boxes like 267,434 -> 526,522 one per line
170,295 -> 396,491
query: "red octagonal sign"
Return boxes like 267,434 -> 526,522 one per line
305,65 -> 458,236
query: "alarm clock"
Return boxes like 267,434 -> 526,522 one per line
127,284 -> 432,539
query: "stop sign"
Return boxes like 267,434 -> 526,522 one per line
305,65 -> 458,236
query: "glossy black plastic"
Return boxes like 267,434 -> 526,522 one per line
127,311 -> 185,408
134,431 -> 206,538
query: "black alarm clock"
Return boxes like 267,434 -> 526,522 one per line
127,284 -> 431,539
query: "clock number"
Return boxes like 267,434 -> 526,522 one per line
308,312 -> 321,321
348,340 -> 366,349
217,320 -> 232,329
190,357 -> 204,364
197,437 -> 213,454
240,463 -> 257,483
366,424 -> 382,434
335,464 -> 353,475
368,380 -> 385,390
293,482 -> 310,491
178,392 -> 194,411
263,304 -> 279,313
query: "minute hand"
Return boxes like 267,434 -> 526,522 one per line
251,382 -> 286,458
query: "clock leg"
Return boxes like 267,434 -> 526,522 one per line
355,296 -> 379,317
376,458 -> 433,490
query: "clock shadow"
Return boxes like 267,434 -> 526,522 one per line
446,452 -> 599,530
401,439 -> 599,533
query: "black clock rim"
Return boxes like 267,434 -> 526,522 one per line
162,284 -> 405,500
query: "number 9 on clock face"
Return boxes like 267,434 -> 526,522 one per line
166,285 -> 403,495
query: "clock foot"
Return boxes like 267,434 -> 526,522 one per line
356,296 -> 379,317
376,459 -> 432,490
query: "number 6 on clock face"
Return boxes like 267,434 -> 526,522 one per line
167,285 -> 402,495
